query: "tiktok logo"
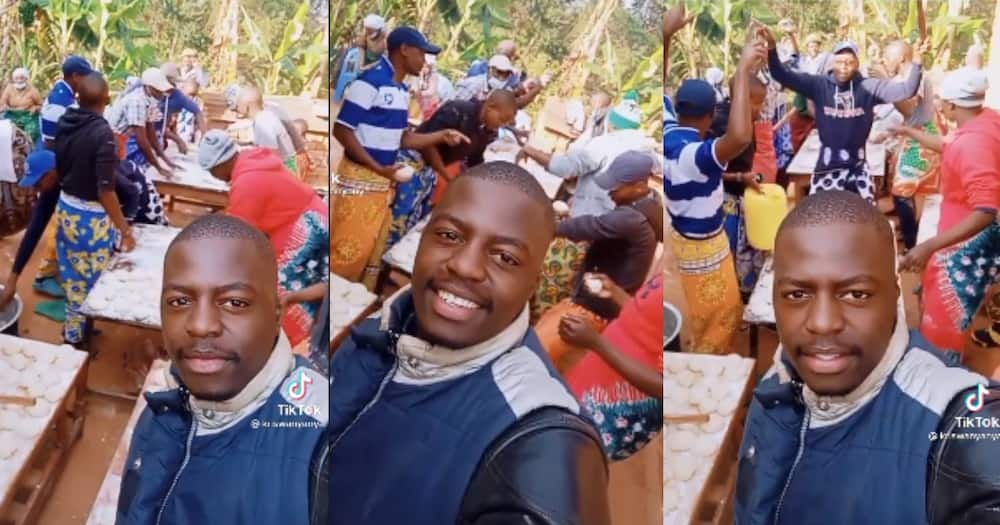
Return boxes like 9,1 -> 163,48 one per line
965,383 -> 989,412
287,370 -> 313,402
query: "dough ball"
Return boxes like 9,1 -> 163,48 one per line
693,435 -> 718,457
695,395 -> 718,414
666,387 -> 689,407
394,166 -> 415,182
677,370 -> 696,388
673,452 -> 698,481
667,430 -> 696,452
666,358 -> 685,374
552,201 -> 569,215
701,413 -> 727,434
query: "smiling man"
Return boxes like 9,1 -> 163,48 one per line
319,161 -> 611,525
735,190 -> 1000,525
116,214 -> 326,524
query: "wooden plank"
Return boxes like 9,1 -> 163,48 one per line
0,359 -> 87,525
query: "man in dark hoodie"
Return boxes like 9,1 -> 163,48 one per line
52,72 -> 135,345
759,26 -> 926,204
534,150 -> 664,373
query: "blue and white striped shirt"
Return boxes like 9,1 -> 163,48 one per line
335,56 -> 409,167
39,80 -> 76,143
664,94 -> 727,239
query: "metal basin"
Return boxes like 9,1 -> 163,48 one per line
0,285 -> 23,334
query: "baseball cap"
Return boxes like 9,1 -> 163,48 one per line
387,26 -> 441,55
20,150 -> 56,188
488,55 -> 514,72
141,67 -> 173,92
832,41 -> 859,56
594,151 -> 655,190
674,79 -> 717,117
62,56 -> 93,77
160,62 -> 181,86
364,14 -> 386,32
940,68 -> 990,108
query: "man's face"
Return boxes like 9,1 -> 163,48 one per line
482,102 -> 515,131
400,45 -> 426,76
489,67 -> 512,83
411,177 -> 553,348
966,53 -> 984,69
145,86 -> 165,101
608,179 -> 649,205
773,223 -> 899,396
882,48 -> 906,78
209,156 -> 236,182
832,52 -> 859,83
161,237 -> 280,401
183,54 -> 196,67
807,41 -> 820,57
366,29 -> 386,55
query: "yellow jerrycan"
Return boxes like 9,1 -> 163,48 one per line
744,183 -> 788,251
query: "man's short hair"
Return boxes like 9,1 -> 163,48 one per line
461,161 -> 552,212
168,213 -> 274,261
776,190 -> 893,245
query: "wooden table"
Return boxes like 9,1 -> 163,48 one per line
85,360 -> 170,525
147,148 -> 230,211
80,225 -> 182,333
785,131 -> 887,202
329,274 -> 379,354
664,353 -> 756,525
0,336 -> 88,525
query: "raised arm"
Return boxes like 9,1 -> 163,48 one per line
865,61 -> 923,104
715,33 -> 768,163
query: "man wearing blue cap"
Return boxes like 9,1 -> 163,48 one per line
759,25 -> 927,204
38,55 -> 92,149
664,8 -> 763,355
332,25 -> 469,289
535,150 -> 664,372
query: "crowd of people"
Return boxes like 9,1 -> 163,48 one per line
665,2 -> 1000,522
330,14 -> 665,523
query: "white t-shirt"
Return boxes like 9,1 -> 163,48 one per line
253,108 -> 296,160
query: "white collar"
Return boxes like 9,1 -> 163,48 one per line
774,301 -> 910,428
380,286 -> 531,385
165,332 -> 295,435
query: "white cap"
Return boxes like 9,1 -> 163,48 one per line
141,68 -> 173,92
705,67 -> 724,86
488,54 -> 514,72
940,68 -> 990,108
364,14 -> 385,31
967,43 -> 985,57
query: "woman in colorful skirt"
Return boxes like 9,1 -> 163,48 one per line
899,70 -> 1000,352
198,131 -> 329,350
53,73 -> 137,345
558,272 -> 664,460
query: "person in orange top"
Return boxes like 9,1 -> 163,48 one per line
198,131 -> 329,366
558,270 -> 664,460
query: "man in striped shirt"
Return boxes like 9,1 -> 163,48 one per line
332,26 -> 469,288
39,56 -> 92,150
664,6 -> 765,354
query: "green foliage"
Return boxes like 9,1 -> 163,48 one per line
669,0 -> 994,82
332,0 -> 663,130
6,0 -> 321,95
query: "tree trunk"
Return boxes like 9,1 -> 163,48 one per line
988,0 -> 1000,108
417,0 -> 437,34
558,0 -> 617,98
939,0 -> 964,69
210,0 -> 240,87
443,0 -> 478,59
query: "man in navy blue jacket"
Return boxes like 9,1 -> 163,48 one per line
735,190 -> 1000,524
317,161 -> 611,525
116,214 -> 326,525
758,26 -> 925,204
